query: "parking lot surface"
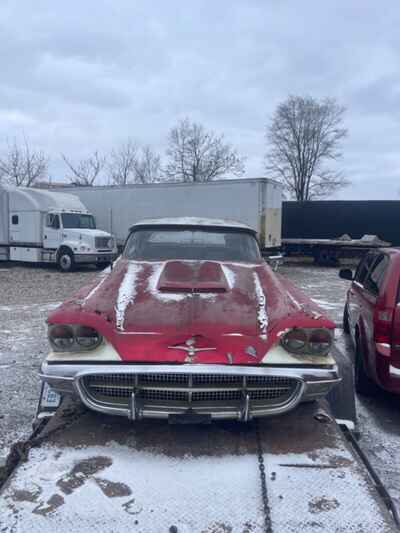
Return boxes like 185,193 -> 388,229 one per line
0,262 -> 400,529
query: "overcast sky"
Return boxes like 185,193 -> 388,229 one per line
0,0 -> 399,199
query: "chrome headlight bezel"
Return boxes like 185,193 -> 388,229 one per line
48,324 -> 103,352
281,328 -> 333,356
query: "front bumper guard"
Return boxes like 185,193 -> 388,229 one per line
40,361 -> 341,421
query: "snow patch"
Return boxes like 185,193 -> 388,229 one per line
253,272 -> 268,340
221,264 -> 236,289
147,263 -> 186,302
114,263 -> 142,330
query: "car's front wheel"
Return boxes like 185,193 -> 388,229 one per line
354,338 -> 377,396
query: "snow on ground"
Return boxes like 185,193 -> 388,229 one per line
0,265 -> 95,460
0,430 -> 395,532
282,264 -> 400,516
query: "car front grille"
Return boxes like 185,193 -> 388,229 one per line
80,371 -> 301,420
95,236 -> 112,249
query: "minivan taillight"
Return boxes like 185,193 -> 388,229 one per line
373,305 -> 393,346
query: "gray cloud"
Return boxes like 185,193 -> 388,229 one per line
0,0 -> 399,197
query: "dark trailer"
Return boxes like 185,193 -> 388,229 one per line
282,200 -> 397,263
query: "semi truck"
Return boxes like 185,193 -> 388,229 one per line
51,178 -> 282,251
0,185 -> 117,271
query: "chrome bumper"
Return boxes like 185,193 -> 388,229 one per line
39,362 -> 341,421
74,253 -> 116,264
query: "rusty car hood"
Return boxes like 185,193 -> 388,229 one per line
48,259 -> 335,364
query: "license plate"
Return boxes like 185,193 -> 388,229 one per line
168,412 -> 212,425
36,382 -> 62,420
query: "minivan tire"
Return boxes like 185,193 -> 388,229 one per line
354,339 -> 377,396
58,249 -> 75,272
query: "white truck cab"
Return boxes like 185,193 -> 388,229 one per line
0,185 -> 117,271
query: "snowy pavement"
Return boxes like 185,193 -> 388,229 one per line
0,401 -> 396,532
282,264 -> 400,515
0,265 -> 95,460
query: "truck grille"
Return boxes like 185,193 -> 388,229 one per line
95,236 -> 112,249
80,372 -> 301,420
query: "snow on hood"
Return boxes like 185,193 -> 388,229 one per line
48,258 -> 335,364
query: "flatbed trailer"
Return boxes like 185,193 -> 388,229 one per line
0,348 -> 398,532
282,236 -> 391,265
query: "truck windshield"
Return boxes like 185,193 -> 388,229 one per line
61,213 -> 96,229
124,228 -> 261,262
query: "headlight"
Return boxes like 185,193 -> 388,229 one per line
281,329 -> 307,353
308,329 -> 332,355
281,328 -> 332,356
48,324 -> 103,352
49,325 -> 74,350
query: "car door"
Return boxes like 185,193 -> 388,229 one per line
361,253 -> 390,376
348,252 -> 378,340
43,213 -> 62,249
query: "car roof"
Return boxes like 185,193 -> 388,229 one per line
129,217 -> 256,233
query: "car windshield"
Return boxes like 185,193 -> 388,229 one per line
61,213 -> 96,229
124,228 -> 261,262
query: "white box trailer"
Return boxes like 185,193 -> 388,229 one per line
0,185 -> 117,271
54,178 -> 282,250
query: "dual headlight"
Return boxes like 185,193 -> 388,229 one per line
281,328 -> 332,356
48,324 -> 103,352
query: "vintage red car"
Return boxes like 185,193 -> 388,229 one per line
40,218 -> 340,422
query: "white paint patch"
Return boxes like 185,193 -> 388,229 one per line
114,262 -> 142,330
221,264 -> 236,289
286,291 -> 302,310
83,272 -> 110,304
253,272 -> 268,340
223,333 -> 244,337
147,263 -> 186,302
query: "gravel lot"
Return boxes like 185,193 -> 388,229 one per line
0,264 -> 95,460
1,262 -> 400,514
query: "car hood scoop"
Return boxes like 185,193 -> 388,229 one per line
157,261 -> 229,293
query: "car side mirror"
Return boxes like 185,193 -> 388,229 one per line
339,268 -> 353,281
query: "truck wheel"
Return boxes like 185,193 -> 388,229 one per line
354,339 -> 377,396
58,250 -> 75,272
343,304 -> 350,334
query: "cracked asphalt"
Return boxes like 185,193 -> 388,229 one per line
0,261 -> 399,516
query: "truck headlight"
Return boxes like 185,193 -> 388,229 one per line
281,328 -> 332,356
48,324 -> 103,352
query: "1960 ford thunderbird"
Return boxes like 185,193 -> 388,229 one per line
40,217 -> 340,422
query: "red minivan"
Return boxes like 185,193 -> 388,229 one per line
339,248 -> 400,395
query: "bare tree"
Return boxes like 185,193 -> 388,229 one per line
134,146 -> 161,184
265,96 -> 348,200
165,118 -> 245,182
108,139 -> 138,185
62,150 -> 106,186
0,136 -> 48,187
